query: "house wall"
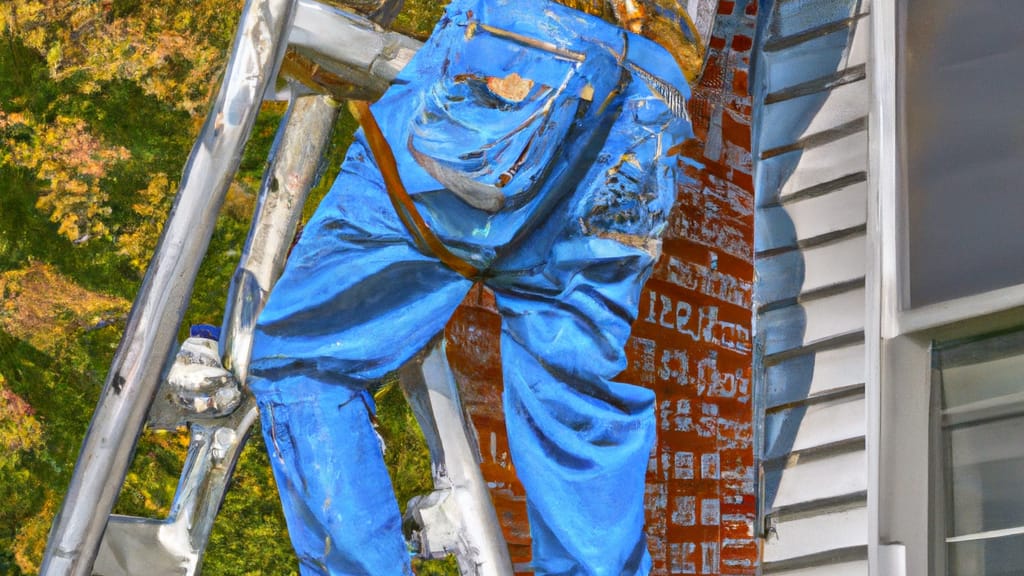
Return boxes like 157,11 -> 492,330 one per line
752,0 -> 872,573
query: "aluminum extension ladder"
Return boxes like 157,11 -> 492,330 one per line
39,1 -> 513,574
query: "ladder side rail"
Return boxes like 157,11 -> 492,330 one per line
90,9 -> 422,570
93,94 -> 341,576
401,343 -> 515,576
194,93 -> 343,556
40,1 -> 299,574
221,93 -> 342,385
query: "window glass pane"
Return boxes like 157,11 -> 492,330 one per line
948,534 -> 1024,576
941,354 -> 1024,412
903,0 -> 1024,307
946,417 -> 1024,535
936,330 -> 1024,574
939,329 -> 1024,411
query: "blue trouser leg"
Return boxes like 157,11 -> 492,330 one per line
482,64 -> 684,573
479,56 -> 688,565
257,381 -> 408,575
249,139 -> 474,576
492,236 -> 658,576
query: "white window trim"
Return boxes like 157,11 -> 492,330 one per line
893,287 -> 1024,338
871,2 -> 1024,574
867,0 -> 897,573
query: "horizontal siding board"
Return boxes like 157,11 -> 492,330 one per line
762,402 -> 809,463
755,234 -> 866,305
800,233 -> 866,293
769,0 -> 859,40
755,135 -> 867,208
771,449 -> 867,509
779,131 -> 868,201
757,91 -> 832,156
765,559 -> 869,576
763,394 -> 865,462
754,205 -> 799,254
755,148 -> 800,206
754,180 -> 867,253
799,80 -> 868,142
765,344 -> 865,408
763,27 -> 855,95
842,17 -> 870,71
802,287 -> 866,345
754,249 -> 805,305
788,394 -> 865,453
761,79 -> 868,152
762,288 -> 866,356
764,349 -> 860,408
763,505 -> 868,563
760,303 -> 810,357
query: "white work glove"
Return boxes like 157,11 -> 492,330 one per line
165,336 -> 241,417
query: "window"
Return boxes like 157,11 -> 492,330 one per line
901,0 -> 1024,309
934,330 -> 1024,574
875,3 -> 1024,574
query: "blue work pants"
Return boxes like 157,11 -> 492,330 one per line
249,1 -> 692,573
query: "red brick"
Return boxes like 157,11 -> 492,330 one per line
732,68 -> 749,96
729,169 -> 754,193
732,34 -> 754,52
722,111 -> 752,150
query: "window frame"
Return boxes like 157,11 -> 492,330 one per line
879,0 -> 1024,339
871,1 -> 1024,574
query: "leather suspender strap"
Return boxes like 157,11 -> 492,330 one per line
347,100 -> 482,281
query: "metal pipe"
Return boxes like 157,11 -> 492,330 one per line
421,342 -> 513,576
40,1 -> 298,573
188,94 -> 342,569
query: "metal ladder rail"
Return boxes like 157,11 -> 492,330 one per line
400,342 -> 515,576
93,92 -> 340,576
43,1 -> 513,574
40,1 -> 299,573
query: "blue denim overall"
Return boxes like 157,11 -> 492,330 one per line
248,0 -> 693,573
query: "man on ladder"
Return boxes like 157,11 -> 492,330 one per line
245,0 -> 697,574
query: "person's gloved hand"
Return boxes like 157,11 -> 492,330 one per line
165,336 -> 241,417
